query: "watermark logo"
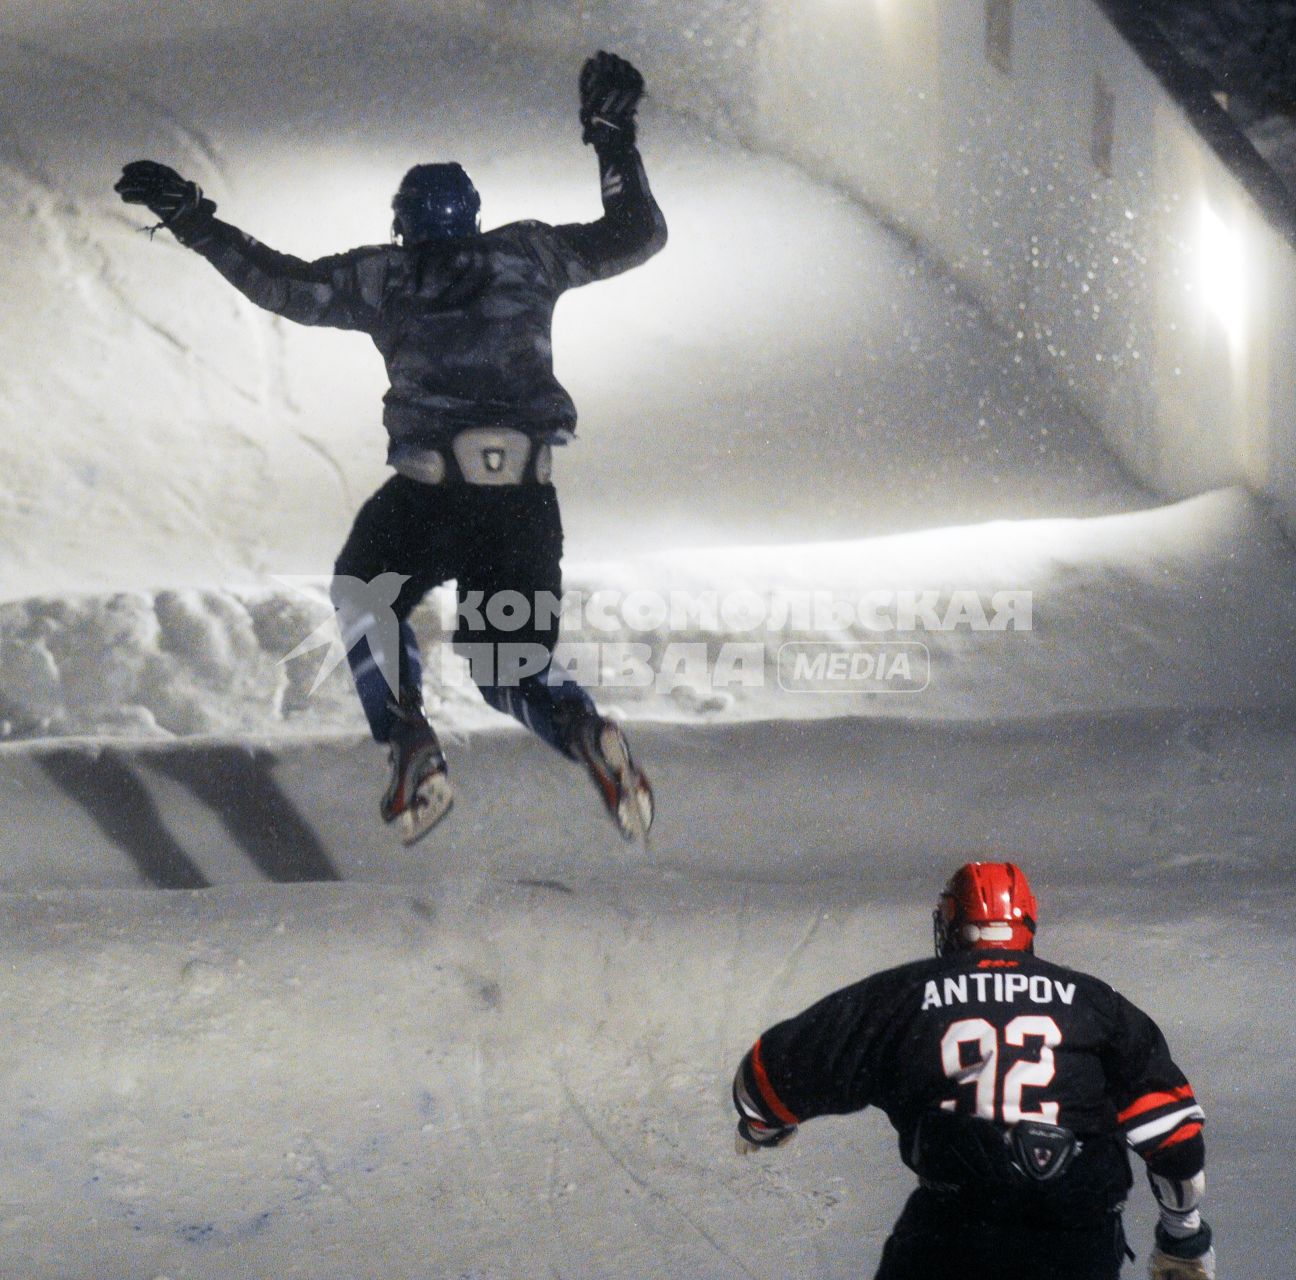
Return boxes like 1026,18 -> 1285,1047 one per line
777,641 -> 930,694
271,579 -> 1029,696
275,574 -> 409,696
451,586 -> 1030,635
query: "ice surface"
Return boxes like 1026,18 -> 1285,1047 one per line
2,719 -> 1293,1277
0,3 -> 1292,1278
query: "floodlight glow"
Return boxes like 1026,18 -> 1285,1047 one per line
1195,201 -> 1248,348
869,0 -> 906,37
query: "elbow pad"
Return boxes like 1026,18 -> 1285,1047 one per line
1149,1167 -> 1206,1239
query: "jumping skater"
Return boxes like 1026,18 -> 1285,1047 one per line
115,51 -> 666,842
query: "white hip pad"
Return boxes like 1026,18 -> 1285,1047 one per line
453,427 -> 533,485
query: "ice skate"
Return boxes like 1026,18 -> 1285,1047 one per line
573,714 -> 653,843
381,694 -> 453,845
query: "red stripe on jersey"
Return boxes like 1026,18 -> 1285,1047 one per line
1117,1084 -> 1195,1125
751,1038 -> 799,1127
1151,1121 -> 1203,1152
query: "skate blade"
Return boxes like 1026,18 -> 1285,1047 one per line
616,781 -> 654,846
599,723 -> 653,845
398,773 -> 455,846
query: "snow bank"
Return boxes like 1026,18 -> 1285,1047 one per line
2,488 -> 1292,742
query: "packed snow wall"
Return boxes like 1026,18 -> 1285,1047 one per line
6,0 -> 1295,599
747,0 -> 1296,527
441,0 -> 1296,521
0,0 -> 1160,597
395,0 -> 1296,533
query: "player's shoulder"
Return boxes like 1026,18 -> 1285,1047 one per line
338,243 -> 403,294
852,956 -> 945,1000
483,219 -> 555,244
1027,953 -> 1126,1010
846,957 -> 959,1024
1028,952 -> 1114,988
480,220 -> 575,281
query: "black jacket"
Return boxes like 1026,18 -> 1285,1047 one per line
173,145 -> 666,463
735,950 -> 1205,1214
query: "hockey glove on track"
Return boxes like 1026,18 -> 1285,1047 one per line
115,159 -> 215,230
579,50 -> 644,151
1148,1222 -> 1216,1280
735,1117 -> 798,1156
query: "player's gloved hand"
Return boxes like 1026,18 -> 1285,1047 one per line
579,50 -> 644,151
1149,1222 -> 1216,1280
114,159 -> 215,227
735,1117 -> 797,1155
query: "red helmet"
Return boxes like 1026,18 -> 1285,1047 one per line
934,862 -> 1038,956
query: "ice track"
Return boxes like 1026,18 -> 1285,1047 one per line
2,2 -> 1294,1276
1,715 -> 1294,1277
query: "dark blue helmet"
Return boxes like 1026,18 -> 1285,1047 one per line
391,163 -> 481,242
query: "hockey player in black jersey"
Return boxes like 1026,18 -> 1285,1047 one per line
114,52 -> 664,843
732,863 -> 1214,1280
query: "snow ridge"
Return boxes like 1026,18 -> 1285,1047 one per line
3,489 -> 1293,741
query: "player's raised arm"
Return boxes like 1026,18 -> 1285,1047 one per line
551,52 -> 668,284
114,159 -> 387,332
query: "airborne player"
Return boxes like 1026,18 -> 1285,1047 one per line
113,52 -> 664,844
732,863 -> 1214,1280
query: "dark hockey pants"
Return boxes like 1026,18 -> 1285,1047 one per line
332,474 -> 594,750
874,1187 -> 1127,1280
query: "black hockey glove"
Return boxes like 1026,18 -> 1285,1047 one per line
114,159 -> 215,229
735,1116 -> 797,1155
579,51 -> 644,151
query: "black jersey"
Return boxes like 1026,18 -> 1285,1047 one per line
736,950 -> 1203,1211
172,145 -> 666,457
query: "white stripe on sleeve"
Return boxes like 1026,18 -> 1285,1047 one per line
1126,1104 -> 1205,1150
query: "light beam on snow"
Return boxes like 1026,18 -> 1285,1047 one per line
1194,199 -> 1248,355
869,0 -> 904,27
637,509 -> 1131,589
